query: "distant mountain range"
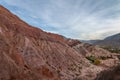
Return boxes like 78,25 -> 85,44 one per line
82,33 -> 120,49
81,40 -> 101,44
94,33 -> 120,49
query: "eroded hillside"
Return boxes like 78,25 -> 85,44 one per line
0,5 -> 119,80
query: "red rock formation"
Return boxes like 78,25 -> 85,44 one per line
0,5 -> 119,80
0,5 -> 87,80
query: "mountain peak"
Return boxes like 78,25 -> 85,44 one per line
104,33 -> 120,40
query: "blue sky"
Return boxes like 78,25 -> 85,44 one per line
0,0 -> 120,40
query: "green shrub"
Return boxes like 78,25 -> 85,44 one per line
86,55 -> 96,63
100,56 -> 108,60
86,55 -> 101,65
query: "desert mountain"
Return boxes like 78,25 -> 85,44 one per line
0,5 -> 119,80
81,40 -> 101,44
93,33 -> 120,49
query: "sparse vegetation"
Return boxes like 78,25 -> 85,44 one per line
86,55 -> 101,65
86,55 -> 96,62
99,56 -> 112,60
101,46 -> 120,54
93,59 -> 101,65
99,56 -> 107,60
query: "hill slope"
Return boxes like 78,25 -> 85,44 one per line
0,5 -> 119,80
